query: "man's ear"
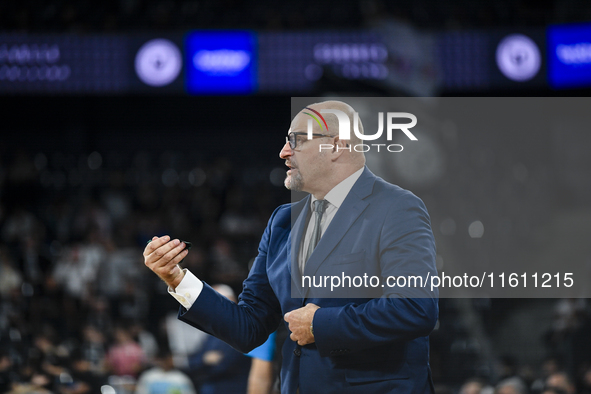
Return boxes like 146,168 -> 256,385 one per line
335,136 -> 350,149
331,136 -> 350,158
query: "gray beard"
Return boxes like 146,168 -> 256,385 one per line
285,171 -> 303,191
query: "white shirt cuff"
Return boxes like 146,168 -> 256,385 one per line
168,269 -> 203,310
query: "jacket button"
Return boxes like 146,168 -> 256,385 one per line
294,348 -> 301,357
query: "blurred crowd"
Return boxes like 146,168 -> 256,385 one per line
0,147 -> 284,393
448,355 -> 591,394
1,0 -> 591,32
431,298 -> 591,394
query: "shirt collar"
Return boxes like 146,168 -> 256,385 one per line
310,167 -> 364,210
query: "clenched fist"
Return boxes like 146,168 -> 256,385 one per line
284,303 -> 320,346
143,235 -> 188,289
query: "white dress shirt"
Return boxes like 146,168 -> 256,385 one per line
298,168 -> 364,272
169,167 -> 365,310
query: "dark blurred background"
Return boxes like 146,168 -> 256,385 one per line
1,1 -> 591,394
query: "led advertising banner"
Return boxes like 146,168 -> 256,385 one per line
0,28 -> 569,95
0,33 -> 186,95
185,30 -> 256,95
0,34 -> 129,94
492,30 -> 547,87
257,30 -> 391,94
548,22 -> 591,89
129,34 -> 185,93
437,28 -> 547,91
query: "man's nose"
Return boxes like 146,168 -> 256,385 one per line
279,140 -> 292,159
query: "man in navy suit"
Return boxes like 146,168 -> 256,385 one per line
144,100 -> 439,393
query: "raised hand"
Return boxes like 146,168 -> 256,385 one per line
143,235 -> 188,289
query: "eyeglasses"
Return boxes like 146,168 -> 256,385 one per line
286,132 -> 334,150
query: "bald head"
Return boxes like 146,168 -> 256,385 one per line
281,100 -> 366,199
294,100 -> 365,166
306,100 -> 364,142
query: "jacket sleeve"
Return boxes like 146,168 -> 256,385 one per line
177,206 -> 285,354
313,192 -> 439,357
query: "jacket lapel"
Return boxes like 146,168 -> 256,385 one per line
302,167 -> 376,296
288,196 -> 310,298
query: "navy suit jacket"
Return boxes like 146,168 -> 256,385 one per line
179,167 -> 439,393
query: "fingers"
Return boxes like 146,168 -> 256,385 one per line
143,236 -> 189,290
154,252 -> 186,278
144,236 -> 188,269
143,235 -> 170,257
285,306 -> 317,346
168,247 -> 189,267
146,237 -> 181,262
289,332 -> 307,346
160,240 -> 187,267
291,332 -> 304,346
